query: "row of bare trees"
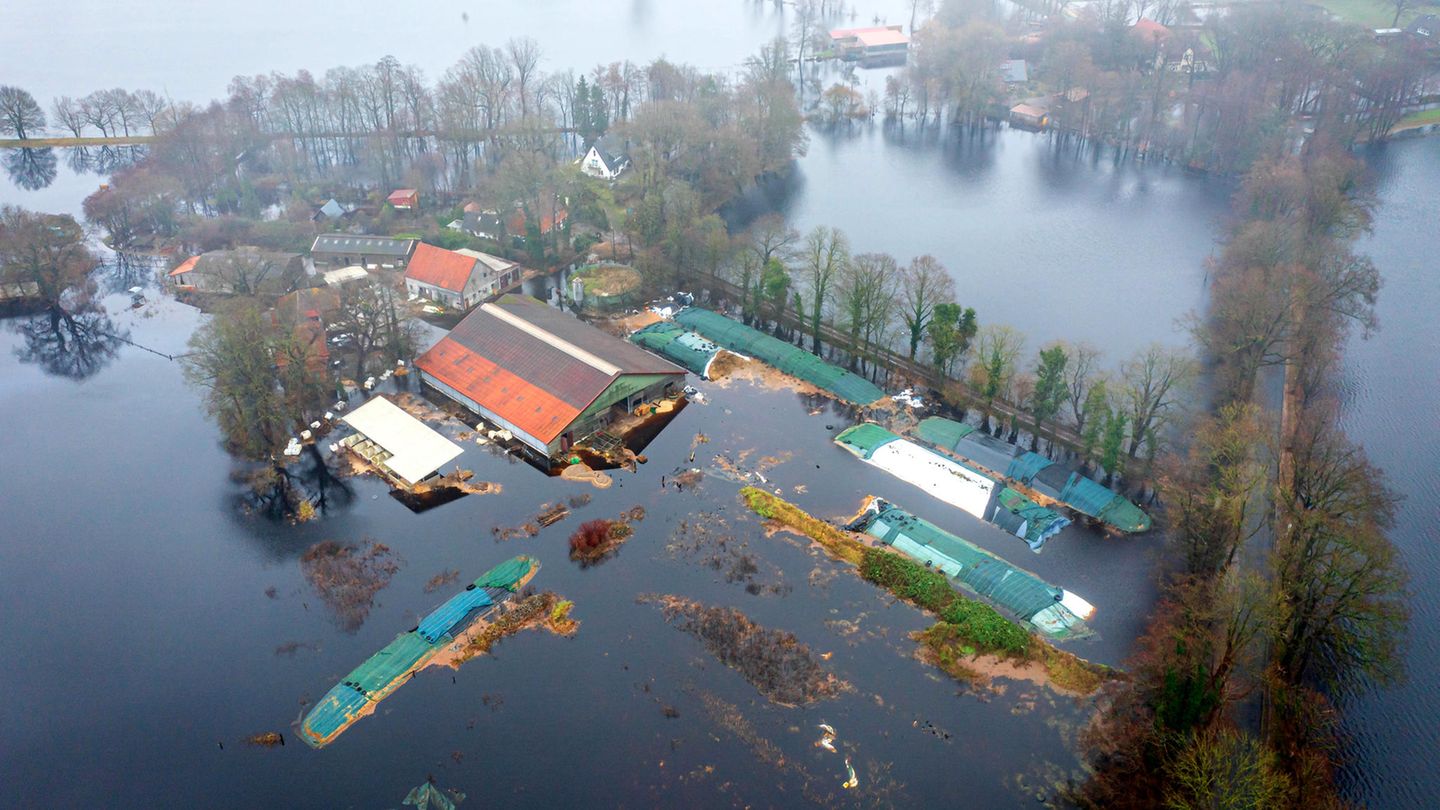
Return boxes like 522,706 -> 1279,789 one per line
1072,140 -> 1407,808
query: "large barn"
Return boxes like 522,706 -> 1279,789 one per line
414,296 -> 686,458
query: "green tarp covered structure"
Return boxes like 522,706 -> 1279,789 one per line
674,308 -> 885,405
1060,473 -> 1152,533
856,501 -> 1090,638
994,487 -> 1071,551
630,321 -> 719,376
915,416 -> 976,452
833,423 -> 902,459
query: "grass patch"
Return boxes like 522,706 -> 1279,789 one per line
1394,107 -> 1440,130
740,486 -> 866,565
859,547 -> 1032,657
1315,0 -> 1413,28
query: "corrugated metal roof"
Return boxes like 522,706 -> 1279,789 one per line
416,298 -> 682,445
491,296 -> 684,375
417,334 -> 587,444
405,243 -> 478,292
311,235 -> 416,257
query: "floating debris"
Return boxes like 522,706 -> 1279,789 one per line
244,731 -> 285,747
642,595 -> 846,705
423,569 -> 461,593
274,641 -> 319,657
842,756 -> 859,789
300,539 -> 401,633
402,779 -> 464,810
817,723 -> 837,752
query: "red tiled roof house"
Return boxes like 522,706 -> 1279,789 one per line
404,243 -> 523,310
414,295 -> 685,458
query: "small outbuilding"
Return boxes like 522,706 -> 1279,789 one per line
340,395 -> 464,487
1009,103 -> 1050,130
386,189 -> 420,210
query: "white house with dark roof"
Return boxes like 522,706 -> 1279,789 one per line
580,136 -> 631,180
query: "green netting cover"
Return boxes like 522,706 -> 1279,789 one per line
1060,472 -> 1152,533
995,487 -> 1071,550
862,503 -> 1063,622
915,416 -> 977,452
674,308 -> 885,405
1005,452 -> 1054,485
833,423 -> 902,459
630,322 -> 716,376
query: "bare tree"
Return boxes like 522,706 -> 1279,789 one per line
1120,344 -> 1196,459
797,225 -> 849,354
899,255 -> 954,360
0,86 -> 46,139
507,37 -> 543,119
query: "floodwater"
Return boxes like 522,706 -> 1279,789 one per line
1,0 -> 1436,806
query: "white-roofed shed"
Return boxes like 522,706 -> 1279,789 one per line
340,396 -> 464,486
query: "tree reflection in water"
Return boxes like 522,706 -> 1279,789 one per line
2,147 -> 57,190
11,305 -> 127,380
235,444 -> 355,522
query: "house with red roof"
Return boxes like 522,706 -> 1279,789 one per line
386,189 -> 420,210
403,243 -> 520,310
415,295 -> 685,458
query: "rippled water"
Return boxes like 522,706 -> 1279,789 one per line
1333,139 -> 1440,809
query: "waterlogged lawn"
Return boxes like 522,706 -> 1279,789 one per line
1317,0 -> 1414,28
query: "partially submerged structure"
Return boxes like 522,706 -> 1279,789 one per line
915,416 -> 1151,533
829,25 -> 910,64
837,422 -> 1075,551
849,500 -> 1094,638
672,308 -> 885,406
339,395 -> 464,487
629,320 -> 727,377
415,295 -> 686,460
836,423 -> 996,520
298,556 -> 539,748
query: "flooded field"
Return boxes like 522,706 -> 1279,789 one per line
0,262 -> 1164,806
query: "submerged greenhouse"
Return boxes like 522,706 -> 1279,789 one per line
629,320 -> 725,377
913,417 -> 1151,534
851,500 -> 1094,638
835,423 -> 996,519
299,556 -> 539,748
673,308 -> 885,405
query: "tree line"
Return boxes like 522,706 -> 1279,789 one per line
880,0 -> 1431,173
1069,140 -> 1406,808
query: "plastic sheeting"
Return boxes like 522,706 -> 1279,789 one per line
915,416 -> 976,452
1061,473 -> 1152,533
300,556 -> 539,748
835,424 -> 995,519
993,488 -> 1071,551
630,321 -> 718,377
674,308 -> 885,405
1005,452 -> 1054,485
857,501 -> 1091,638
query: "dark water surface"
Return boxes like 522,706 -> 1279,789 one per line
1,1 -> 1437,805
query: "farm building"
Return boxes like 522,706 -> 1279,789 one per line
339,395 -> 464,487
403,243 -> 521,310
167,248 -> 304,295
414,295 -> 686,459
829,25 -> 910,64
311,235 -> 417,270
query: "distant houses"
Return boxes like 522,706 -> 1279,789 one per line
580,136 -> 631,180
1009,103 -> 1050,130
310,234 -> 417,270
403,243 -> 520,310
312,198 -> 353,223
829,25 -> 910,65
506,198 -> 569,241
460,208 -> 505,241
168,248 -> 305,295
